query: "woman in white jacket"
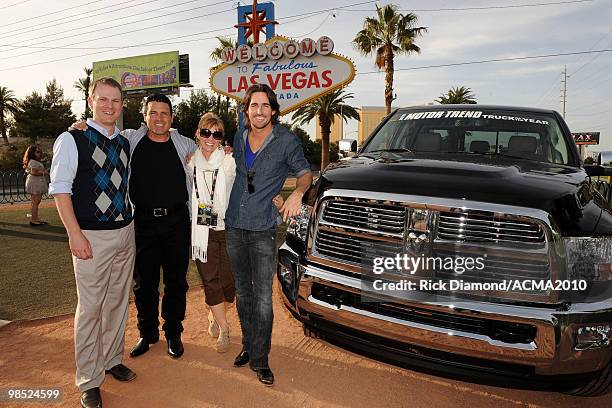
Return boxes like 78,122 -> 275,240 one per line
189,112 -> 236,353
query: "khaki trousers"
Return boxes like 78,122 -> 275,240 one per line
73,222 -> 135,391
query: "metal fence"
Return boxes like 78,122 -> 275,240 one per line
0,168 -> 51,204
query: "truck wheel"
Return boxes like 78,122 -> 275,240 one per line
565,361 -> 612,397
303,324 -> 320,339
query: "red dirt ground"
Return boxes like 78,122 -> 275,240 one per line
0,285 -> 608,408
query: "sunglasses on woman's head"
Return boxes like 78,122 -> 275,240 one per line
200,128 -> 224,140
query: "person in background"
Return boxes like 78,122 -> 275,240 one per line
23,145 -> 48,226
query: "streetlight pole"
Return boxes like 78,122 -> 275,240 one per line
340,104 -> 343,139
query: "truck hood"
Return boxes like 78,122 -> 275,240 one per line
319,155 -> 609,235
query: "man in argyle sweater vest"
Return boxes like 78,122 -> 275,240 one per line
50,78 -> 136,408
70,126 -> 132,228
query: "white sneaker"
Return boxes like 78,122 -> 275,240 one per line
216,327 -> 230,353
207,310 -> 219,338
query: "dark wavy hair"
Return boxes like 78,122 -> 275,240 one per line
22,145 -> 39,169
241,83 -> 280,129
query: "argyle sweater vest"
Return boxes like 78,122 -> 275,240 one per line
70,128 -> 132,230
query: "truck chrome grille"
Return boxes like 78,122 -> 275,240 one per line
437,210 -> 545,244
311,196 -> 552,297
433,247 -> 550,292
321,200 -> 405,237
315,229 -> 403,266
314,198 -> 406,266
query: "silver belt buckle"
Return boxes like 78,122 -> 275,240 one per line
153,208 -> 167,217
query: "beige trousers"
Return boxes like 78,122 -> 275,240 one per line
73,222 -> 135,391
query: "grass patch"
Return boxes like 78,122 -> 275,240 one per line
0,202 -> 289,321
0,206 -> 202,321
0,205 -> 76,320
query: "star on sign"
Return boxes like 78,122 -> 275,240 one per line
234,0 -> 278,44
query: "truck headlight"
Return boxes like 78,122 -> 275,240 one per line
287,204 -> 313,242
564,237 -> 612,282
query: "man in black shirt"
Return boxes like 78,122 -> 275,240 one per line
127,94 -> 195,359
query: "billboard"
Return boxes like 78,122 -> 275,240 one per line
93,51 -> 180,92
572,132 -> 600,145
210,36 -> 356,115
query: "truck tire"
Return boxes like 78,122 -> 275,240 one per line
565,361 -> 612,397
303,324 -> 321,339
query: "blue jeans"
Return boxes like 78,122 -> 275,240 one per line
225,226 -> 277,369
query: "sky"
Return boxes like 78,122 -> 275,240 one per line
1,0 -> 612,152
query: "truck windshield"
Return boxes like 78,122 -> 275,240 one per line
362,109 -> 572,165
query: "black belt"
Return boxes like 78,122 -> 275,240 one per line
135,203 -> 186,218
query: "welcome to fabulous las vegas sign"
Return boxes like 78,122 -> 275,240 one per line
210,35 -> 356,115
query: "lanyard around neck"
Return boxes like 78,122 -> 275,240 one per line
193,164 -> 218,204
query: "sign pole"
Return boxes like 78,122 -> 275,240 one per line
235,1 -> 277,130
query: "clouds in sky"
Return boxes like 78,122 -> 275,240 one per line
1,0 -> 611,149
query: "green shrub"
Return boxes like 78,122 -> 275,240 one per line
0,141 -> 30,169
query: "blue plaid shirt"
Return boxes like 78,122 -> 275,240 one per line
226,124 -> 311,231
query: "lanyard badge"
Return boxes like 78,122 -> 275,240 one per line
194,165 -> 219,227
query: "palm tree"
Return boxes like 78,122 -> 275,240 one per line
210,36 -> 251,116
436,86 -> 477,104
210,37 -> 235,115
210,36 -> 240,70
74,67 -> 93,119
292,89 -> 360,171
353,5 -> 427,115
0,86 -> 19,145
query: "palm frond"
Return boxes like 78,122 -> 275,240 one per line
436,86 -> 477,104
352,5 -> 427,113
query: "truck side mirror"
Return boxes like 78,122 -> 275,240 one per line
339,139 -> 357,158
598,151 -> 612,167
586,152 -> 612,179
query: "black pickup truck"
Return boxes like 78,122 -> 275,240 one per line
277,105 -> 612,396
